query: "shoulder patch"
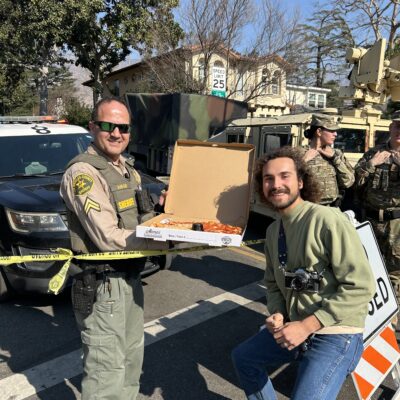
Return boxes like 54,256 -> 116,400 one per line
84,197 -> 101,214
73,174 -> 94,196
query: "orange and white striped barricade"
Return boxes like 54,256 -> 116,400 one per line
352,324 -> 400,400
347,220 -> 400,399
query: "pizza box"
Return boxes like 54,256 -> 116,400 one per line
136,139 -> 255,246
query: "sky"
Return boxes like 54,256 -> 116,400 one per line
125,0 -> 319,63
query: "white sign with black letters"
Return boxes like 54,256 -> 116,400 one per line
356,221 -> 399,344
211,67 -> 226,97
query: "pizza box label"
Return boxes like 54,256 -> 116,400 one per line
136,140 -> 255,247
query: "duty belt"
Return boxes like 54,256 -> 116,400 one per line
365,207 -> 400,221
75,260 -> 142,276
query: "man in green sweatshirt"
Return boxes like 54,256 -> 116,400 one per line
231,146 -> 375,400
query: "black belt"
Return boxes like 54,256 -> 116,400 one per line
77,260 -> 141,276
365,208 -> 400,221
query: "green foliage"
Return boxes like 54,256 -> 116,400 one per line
61,98 -> 92,128
296,7 -> 354,87
0,0 -> 87,114
67,0 -> 183,104
0,0 -> 184,108
323,80 -> 343,108
0,71 -> 39,115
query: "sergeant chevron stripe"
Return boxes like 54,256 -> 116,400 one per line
352,325 -> 400,400
84,197 -> 101,214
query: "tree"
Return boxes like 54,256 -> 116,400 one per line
295,6 -> 355,87
229,0 -> 301,100
0,0 -> 81,115
61,98 -> 92,128
335,0 -> 400,51
0,72 -> 39,116
164,0 -> 300,102
323,80 -> 343,108
67,0 -> 183,104
179,0 -> 252,94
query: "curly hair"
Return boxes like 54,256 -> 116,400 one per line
254,146 -> 322,205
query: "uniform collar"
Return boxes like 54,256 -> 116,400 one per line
88,144 -> 126,167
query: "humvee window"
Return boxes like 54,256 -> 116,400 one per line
375,130 -> 390,145
227,134 -> 244,143
335,128 -> 366,153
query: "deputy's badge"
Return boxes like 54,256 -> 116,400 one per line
84,197 -> 101,214
73,174 -> 94,196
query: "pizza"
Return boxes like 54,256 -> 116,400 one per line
151,219 -> 242,235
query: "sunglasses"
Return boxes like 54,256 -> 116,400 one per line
94,121 -> 131,134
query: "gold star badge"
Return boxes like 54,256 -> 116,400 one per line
73,174 -> 94,196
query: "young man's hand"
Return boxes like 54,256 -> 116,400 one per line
273,315 -> 321,351
265,313 -> 284,334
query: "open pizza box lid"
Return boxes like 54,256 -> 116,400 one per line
136,139 -> 255,246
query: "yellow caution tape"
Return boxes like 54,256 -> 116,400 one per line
0,239 -> 265,295
48,258 -> 72,295
0,250 -> 72,265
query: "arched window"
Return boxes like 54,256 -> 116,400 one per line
214,60 -> 224,68
271,70 -> 281,95
198,58 -> 205,82
261,68 -> 269,94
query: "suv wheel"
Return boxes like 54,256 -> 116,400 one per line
0,268 -> 11,302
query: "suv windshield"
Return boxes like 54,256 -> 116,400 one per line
0,133 -> 92,178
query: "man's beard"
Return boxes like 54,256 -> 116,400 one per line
264,188 -> 301,211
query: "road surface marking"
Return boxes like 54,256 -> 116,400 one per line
0,281 -> 265,400
228,246 -> 266,263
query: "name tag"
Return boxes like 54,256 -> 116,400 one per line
118,197 -> 135,210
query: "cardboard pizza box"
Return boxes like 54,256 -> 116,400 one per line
136,139 -> 255,246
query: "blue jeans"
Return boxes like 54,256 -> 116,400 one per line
231,327 -> 363,400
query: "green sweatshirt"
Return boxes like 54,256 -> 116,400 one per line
264,201 -> 376,331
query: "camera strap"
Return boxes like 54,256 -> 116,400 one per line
278,220 -> 288,269
278,219 -> 326,278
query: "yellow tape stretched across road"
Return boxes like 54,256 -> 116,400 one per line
0,239 -> 265,295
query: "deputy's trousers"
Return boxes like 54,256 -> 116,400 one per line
73,273 -> 144,400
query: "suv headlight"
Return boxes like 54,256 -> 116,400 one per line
5,208 -> 68,233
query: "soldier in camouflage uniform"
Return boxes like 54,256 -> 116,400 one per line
301,114 -> 355,206
355,112 -> 400,302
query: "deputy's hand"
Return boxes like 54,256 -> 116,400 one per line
303,149 -> 319,162
159,190 -> 168,207
318,146 -> 335,159
370,151 -> 391,167
265,313 -> 284,334
273,315 -> 321,351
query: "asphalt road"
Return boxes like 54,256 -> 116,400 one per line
0,214 -> 398,400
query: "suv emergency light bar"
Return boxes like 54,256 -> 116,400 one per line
0,115 -> 58,123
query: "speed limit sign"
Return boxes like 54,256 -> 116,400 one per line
211,67 -> 226,97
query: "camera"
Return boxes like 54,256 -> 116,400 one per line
284,269 -> 321,293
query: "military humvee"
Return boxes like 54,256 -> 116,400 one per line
125,92 -> 247,175
208,38 -> 400,218
209,110 -> 391,166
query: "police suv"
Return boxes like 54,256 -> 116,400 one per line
0,116 -> 166,302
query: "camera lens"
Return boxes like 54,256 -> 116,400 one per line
291,275 -> 308,292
